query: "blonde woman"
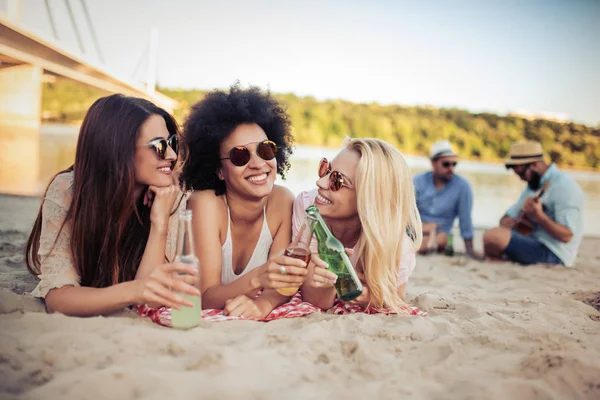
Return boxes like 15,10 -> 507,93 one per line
293,138 -> 422,313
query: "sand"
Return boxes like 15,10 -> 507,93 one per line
1,194 -> 599,400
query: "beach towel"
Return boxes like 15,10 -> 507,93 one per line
135,292 -> 426,327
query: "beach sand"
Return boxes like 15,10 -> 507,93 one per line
1,194 -> 599,400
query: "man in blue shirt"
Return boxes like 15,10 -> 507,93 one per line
413,140 -> 481,258
483,141 -> 584,266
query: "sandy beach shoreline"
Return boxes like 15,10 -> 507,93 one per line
1,194 -> 599,399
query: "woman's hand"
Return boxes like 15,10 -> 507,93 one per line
223,295 -> 271,319
251,253 -> 308,290
144,184 -> 180,232
349,271 -> 370,307
304,248 -> 354,289
134,262 -> 200,309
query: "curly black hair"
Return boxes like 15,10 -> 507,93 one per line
180,84 -> 294,195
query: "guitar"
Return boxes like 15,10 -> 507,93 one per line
513,180 -> 551,236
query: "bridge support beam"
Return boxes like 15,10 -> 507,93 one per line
0,64 -> 42,195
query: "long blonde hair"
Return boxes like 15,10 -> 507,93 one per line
348,138 -> 422,312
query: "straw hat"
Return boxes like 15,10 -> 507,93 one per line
430,140 -> 457,159
505,141 -> 544,167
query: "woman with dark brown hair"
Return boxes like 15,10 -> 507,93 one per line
25,94 -> 200,316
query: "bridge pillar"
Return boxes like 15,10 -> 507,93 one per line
0,64 -> 42,195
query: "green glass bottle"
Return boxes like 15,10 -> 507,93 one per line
305,205 -> 363,302
444,233 -> 454,257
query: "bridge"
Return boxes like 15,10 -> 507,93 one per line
0,1 -> 178,195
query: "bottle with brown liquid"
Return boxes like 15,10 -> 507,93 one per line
276,217 -> 314,296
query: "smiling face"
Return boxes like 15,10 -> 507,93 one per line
314,147 -> 359,220
218,123 -> 277,199
133,114 -> 178,188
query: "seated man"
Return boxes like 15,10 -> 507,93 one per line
413,140 -> 481,258
483,141 -> 584,266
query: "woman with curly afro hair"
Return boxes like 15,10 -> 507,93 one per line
181,84 -> 308,319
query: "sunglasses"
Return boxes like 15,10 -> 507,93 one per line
441,161 -> 458,168
318,158 -> 352,191
512,163 -> 533,176
142,135 -> 179,159
220,140 -> 278,167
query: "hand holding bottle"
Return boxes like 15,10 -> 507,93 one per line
171,209 -> 202,329
252,254 -> 308,290
306,205 -> 363,302
306,252 -> 345,288
348,271 -> 370,307
134,262 -> 200,309
276,218 -> 314,296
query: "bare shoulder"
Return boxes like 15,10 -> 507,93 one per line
267,186 -> 294,238
188,190 -> 227,217
269,185 -> 295,206
266,185 -> 294,221
268,185 -> 295,215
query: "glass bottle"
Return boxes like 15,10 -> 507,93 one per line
171,209 -> 201,329
306,205 -> 362,302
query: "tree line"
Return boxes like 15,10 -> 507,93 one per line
42,80 -> 600,169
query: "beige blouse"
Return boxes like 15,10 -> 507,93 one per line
31,171 -> 184,298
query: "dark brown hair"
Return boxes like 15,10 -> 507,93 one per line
25,94 -> 181,288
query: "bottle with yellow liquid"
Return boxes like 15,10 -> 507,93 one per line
276,217 -> 314,296
171,209 -> 202,329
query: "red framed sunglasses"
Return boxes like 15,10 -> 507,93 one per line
318,158 -> 352,191
220,140 -> 278,167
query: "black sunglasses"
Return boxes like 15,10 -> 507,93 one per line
441,161 -> 458,168
220,140 -> 278,167
510,163 -> 533,176
141,135 -> 179,159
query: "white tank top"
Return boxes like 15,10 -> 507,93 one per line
221,206 -> 273,285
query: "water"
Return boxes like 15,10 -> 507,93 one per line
280,145 -> 600,237
5,125 -> 599,237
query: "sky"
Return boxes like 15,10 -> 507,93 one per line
9,0 -> 600,126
